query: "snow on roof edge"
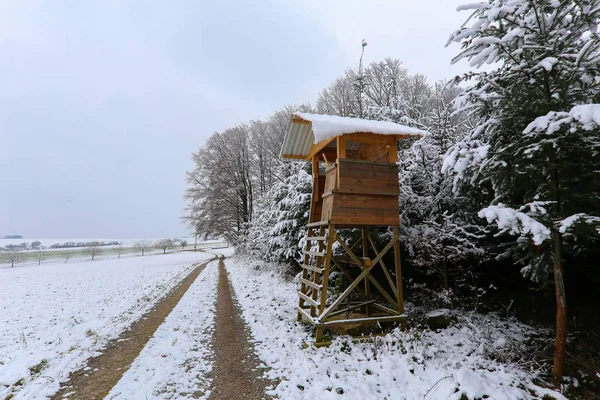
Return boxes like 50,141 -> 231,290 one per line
294,112 -> 426,144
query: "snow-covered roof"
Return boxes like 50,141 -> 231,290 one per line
281,113 -> 425,160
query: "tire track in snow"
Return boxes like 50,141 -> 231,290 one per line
51,256 -> 217,400
106,260 -> 219,399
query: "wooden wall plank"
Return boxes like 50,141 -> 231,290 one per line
332,207 -> 399,218
339,162 -> 398,173
331,214 -> 399,226
324,167 -> 337,194
337,185 -> 399,196
336,195 -> 398,210
340,169 -> 399,180
339,177 -> 399,188
321,196 -> 334,221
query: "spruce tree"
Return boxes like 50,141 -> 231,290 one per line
446,0 -> 600,377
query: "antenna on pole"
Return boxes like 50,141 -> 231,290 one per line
357,39 -> 368,118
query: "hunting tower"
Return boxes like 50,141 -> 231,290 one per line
281,113 -> 424,342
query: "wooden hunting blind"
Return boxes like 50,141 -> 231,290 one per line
281,113 -> 424,342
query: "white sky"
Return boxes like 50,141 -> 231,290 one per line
0,0 -> 473,238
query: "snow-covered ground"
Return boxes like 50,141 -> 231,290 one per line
225,256 -> 566,400
0,252 -> 213,400
107,260 -> 219,400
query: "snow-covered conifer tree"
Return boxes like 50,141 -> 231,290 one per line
243,164 -> 312,268
445,0 -> 600,377
400,82 -> 487,290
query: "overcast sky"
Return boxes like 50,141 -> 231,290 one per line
1,0 -> 473,239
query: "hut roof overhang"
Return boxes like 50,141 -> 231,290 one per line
280,112 -> 426,160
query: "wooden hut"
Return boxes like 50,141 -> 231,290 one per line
281,113 -> 425,342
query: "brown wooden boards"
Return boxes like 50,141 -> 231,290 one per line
338,159 -> 399,197
324,166 -> 337,193
334,194 -> 398,210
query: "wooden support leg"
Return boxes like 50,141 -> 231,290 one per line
362,228 -> 370,316
315,326 -> 323,343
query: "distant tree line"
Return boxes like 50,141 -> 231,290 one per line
1,237 -> 193,266
0,241 -> 42,251
49,240 -> 121,249
0,240 -> 122,252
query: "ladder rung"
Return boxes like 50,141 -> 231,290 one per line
306,220 -> 330,228
298,292 -> 319,308
304,250 -> 326,258
301,278 -> 322,291
301,264 -> 324,274
306,236 -> 327,241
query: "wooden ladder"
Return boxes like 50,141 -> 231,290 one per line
296,220 -> 334,336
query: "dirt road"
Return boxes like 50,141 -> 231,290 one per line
209,258 -> 267,400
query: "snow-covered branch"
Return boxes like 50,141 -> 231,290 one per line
479,204 -> 551,245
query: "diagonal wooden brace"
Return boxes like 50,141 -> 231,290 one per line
336,237 -> 364,268
334,242 -> 397,308
367,233 -> 398,294
317,262 -> 375,322
318,235 -> 398,322
342,234 -> 399,308
370,234 -> 397,267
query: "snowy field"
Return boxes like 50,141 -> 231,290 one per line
107,260 -> 219,400
0,252 -> 213,399
225,256 -> 566,400
0,238 -> 227,269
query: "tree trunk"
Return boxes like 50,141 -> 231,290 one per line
552,229 -> 567,378
548,148 -> 566,378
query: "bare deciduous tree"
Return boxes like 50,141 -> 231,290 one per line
156,239 -> 174,254
182,104 -> 312,245
116,245 -> 124,258
87,242 -> 101,261
135,240 -> 151,256
7,249 -> 23,268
